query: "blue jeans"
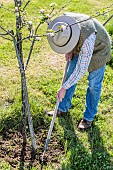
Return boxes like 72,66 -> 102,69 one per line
58,55 -> 106,121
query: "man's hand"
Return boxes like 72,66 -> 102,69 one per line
65,51 -> 73,61
56,87 -> 66,102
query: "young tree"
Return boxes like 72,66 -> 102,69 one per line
0,0 -> 56,152
0,0 -> 74,156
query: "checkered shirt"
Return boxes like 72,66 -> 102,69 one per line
62,32 -> 96,89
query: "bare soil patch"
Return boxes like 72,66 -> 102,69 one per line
0,126 -> 64,169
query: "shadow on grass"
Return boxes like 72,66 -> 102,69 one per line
87,125 -> 113,170
58,114 -> 113,170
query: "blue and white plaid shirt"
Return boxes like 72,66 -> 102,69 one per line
62,32 -> 96,89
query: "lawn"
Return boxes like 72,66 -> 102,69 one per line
0,0 -> 113,170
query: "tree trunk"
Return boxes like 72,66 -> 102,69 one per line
14,0 -> 37,151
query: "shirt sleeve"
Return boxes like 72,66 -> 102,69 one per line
62,32 -> 96,89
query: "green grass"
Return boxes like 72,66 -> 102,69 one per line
0,0 -> 113,169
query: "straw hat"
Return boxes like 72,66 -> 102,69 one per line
47,15 -> 80,54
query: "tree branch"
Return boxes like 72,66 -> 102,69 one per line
0,35 -> 13,41
70,7 -> 113,27
24,23 -> 42,70
23,0 -> 31,11
92,8 -> 113,18
103,14 -> 113,26
0,5 -> 14,13
16,36 -> 31,44
0,32 -> 8,35
0,25 -> 9,34
0,25 -> 14,37
51,0 -> 73,18
49,7 -> 55,16
13,37 -> 24,72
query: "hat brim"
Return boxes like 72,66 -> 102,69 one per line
47,15 -> 80,54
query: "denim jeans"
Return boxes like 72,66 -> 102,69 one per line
58,55 -> 106,121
